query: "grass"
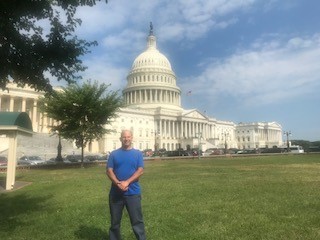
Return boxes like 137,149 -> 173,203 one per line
0,154 -> 320,239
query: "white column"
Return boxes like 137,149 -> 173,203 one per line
154,89 -> 157,102
32,99 -> 38,132
144,89 -> 147,103
165,90 -> 168,103
42,113 -> 48,133
186,121 -> 189,138
22,98 -> 26,112
173,121 -> 176,138
9,96 -> 14,111
192,122 -> 195,137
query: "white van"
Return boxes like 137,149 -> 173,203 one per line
290,145 -> 304,153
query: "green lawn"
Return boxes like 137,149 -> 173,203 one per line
1,154 -> 320,240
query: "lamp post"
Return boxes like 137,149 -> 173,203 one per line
152,130 -> 160,153
56,134 -> 63,162
196,132 -> 202,160
284,131 -> 291,152
224,132 -> 229,154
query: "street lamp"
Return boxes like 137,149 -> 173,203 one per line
284,131 -> 291,152
196,132 -> 202,160
224,132 -> 229,154
53,130 -> 63,162
56,134 -> 63,162
152,130 -> 160,153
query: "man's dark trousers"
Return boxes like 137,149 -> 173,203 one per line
109,194 -> 146,240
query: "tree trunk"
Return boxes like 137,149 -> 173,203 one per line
81,140 -> 84,168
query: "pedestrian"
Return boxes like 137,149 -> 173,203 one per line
106,130 -> 146,240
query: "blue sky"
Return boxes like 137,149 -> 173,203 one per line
63,0 -> 319,141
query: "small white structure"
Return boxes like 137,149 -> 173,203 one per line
0,112 -> 33,190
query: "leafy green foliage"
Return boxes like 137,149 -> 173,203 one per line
291,140 -> 320,152
39,81 -> 123,160
0,0 -> 107,92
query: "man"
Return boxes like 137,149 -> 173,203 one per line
106,130 -> 146,240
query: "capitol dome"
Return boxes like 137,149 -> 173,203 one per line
131,37 -> 172,72
123,24 -> 182,111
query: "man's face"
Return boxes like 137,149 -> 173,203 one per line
120,131 -> 132,149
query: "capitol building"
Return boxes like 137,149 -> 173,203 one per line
0,27 -> 283,157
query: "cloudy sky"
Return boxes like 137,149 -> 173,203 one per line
65,0 -> 319,141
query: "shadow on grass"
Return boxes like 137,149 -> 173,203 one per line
0,193 -> 51,232
74,225 -> 108,240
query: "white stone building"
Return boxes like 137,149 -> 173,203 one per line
0,27 -> 283,156
96,28 -> 283,153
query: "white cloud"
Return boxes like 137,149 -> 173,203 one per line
81,56 -> 128,91
182,33 -> 320,106
75,0 -> 262,44
102,29 -> 145,55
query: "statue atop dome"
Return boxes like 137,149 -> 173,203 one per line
149,22 -> 153,36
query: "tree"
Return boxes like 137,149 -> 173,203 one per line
0,0 -> 108,92
39,81 -> 123,165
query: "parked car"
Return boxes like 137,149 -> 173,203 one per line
236,149 -> 259,154
46,158 -> 72,165
84,155 -> 105,162
154,148 -> 167,157
65,154 -> 82,162
202,148 -> 217,156
19,156 -> 46,165
166,150 -> 190,157
17,159 -> 32,166
0,156 -> 8,166
143,149 -> 153,157
188,148 -> 203,156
